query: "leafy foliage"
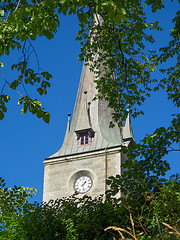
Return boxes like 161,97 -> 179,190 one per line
151,175 -> 180,237
105,113 -> 179,201
0,94 -> 10,119
0,0 -> 179,124
0,177 -> 36,239
0,176 -> 179,239
0,0 -> 57,123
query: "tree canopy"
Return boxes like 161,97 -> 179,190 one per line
0,0 -> 179,123
0,175 -> 180,239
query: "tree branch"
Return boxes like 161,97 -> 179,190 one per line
15,0 -> 21,12
0,71 -> 23,97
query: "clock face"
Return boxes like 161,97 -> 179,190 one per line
74,176 -> 92,193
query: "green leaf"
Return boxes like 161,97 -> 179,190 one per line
21,106 -> 27,114
45,73 -> 52,80
18,98 -> 23,106
36,110 -> 43,118
0,104 -> 7,112
0,10 -> 5,17
30,32 -> 37,41
34,99 -> 42,108
3,95 -> 10,102
43,112 -> 50,124
114,14 -> 122,25
37,88 -> 44,95
0,110 -> 4,119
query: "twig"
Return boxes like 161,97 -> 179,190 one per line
121,202 -> 148,235
0,71 -> 23,97
15,0 -> 21,11
162,222 -> 180,236
137,219 -> 148,235
1,82 -> 7,95
105,226 -> 138,240
130,213 -> 136,238
27,39 -> 40,71
0,71 -> 10,85
6,0 -> 21,22
5,10 -> 11,22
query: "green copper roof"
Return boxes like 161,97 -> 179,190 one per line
47,62 -> 134,159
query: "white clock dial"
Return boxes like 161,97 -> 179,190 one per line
74,176 -> 92,193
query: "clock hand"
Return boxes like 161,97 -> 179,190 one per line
82,180 -> 86,187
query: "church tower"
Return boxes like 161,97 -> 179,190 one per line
43,61 -> 134,202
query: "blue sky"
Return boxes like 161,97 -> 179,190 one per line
0,2 -> 179,203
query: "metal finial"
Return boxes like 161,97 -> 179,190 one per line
68,113 -> 71,121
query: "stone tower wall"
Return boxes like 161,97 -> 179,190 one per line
43,146 -> 122,202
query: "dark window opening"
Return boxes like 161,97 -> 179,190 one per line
80,134 -> 89,145
75,128 -> 95,146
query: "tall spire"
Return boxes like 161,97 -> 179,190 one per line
48,14 -> 134,158
48,58 -> 135,159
